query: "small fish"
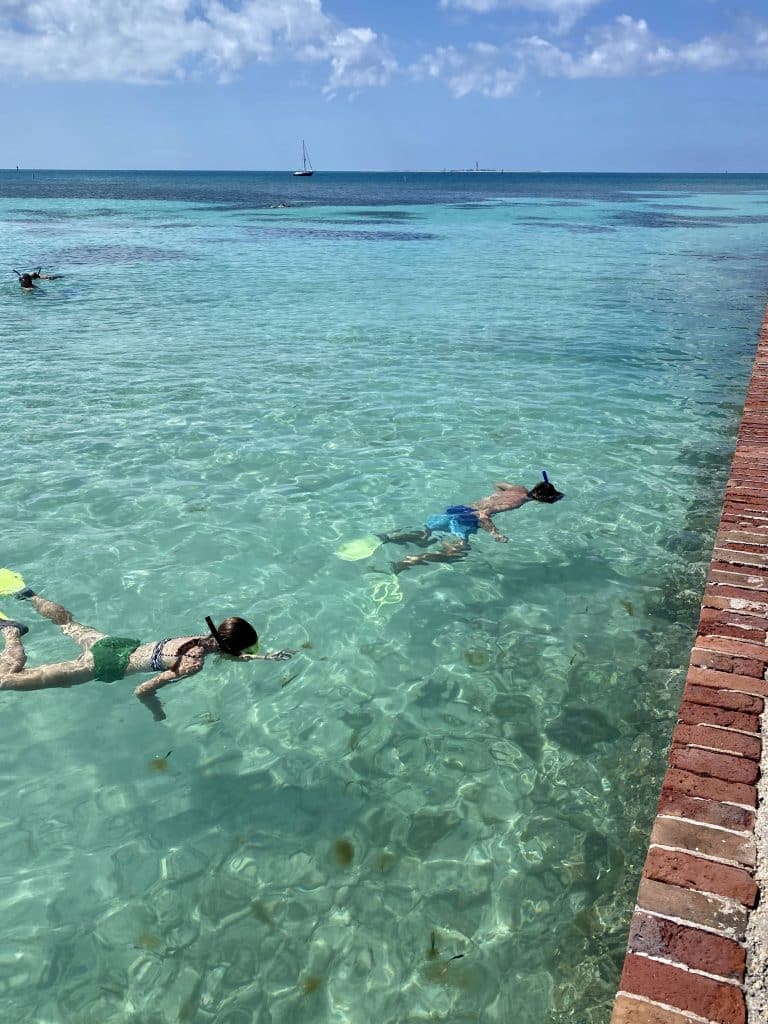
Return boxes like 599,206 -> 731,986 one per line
249,900 -> 274,927
301,975 -> 323,995
619,600 -> 635,617
148,750 -> 173,773
427,930 -> 439,960
333,838 -> 354,867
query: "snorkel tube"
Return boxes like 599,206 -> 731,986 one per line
205,615 -> 236,655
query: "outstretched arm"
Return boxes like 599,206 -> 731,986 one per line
134,657 -> 203,721
477,511 -> 509,543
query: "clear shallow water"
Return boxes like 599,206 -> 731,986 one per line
2,172 -> 768,1023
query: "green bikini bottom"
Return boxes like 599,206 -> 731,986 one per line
91,636 -> 142,682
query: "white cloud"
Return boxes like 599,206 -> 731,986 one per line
414,13 -> 768,96
411,43 -> 522,97
521,15 -> 676,77
323,27 -> 398,95
520,15 -> 768,77
440,0 -> 603,31
0,0 -> 396,89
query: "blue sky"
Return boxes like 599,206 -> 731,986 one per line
2,0 -> 767,171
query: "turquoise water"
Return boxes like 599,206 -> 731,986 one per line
3,172 -> 768,1023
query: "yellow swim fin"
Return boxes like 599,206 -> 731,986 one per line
0,568 -> 25,597
335,536 -> 383,561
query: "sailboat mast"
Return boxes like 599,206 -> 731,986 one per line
293,140 -> 314,175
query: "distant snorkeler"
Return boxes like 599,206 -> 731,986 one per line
14,271 -> 37,291
380,472 -> 564,574
13,267 -> 62,289
0,576 -> 293,722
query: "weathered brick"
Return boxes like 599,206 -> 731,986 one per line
727,486 -> 768,499
693,636 -> 768,662
690,649 -> 741,672
638,876 -> 753,937
678,701 -> 759,733
628,911 -> 746,980
708,569 -> 768,590
618,954 -> 745,1024
713,546 -> 768,567
718,531 -> 768,545
697,616 -> 767,643
657,790 -> 755,831
611,994 -> 700,1024
651,817 -> 756,869
611,994 -> 701,1024
671,723 -> 762,760
737,657 -> 765,676
682,683 -> 763,715
644,848 -> 758,907
663,767 -> 757,808
710,561 -> 768,578
685,666 -> 768,698
716,542 -> 768,554
720,516 -> 768,529
703,587 -> 768,611
668,746 -> 759,786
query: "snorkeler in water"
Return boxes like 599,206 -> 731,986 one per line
13,268 -> 61,289
14,271 -> 36,291
380,472 -> 564,573
0,580 -> 293,721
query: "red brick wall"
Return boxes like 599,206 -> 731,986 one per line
611,307 -> 768,1024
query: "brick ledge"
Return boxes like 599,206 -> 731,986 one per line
611,305 -> 768,1024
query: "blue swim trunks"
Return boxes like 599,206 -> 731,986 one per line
425,505 -> 480,542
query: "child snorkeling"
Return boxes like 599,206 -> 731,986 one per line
0,579 -> 292,721
380,472 -> 564,573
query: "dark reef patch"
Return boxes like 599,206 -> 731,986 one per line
51,244 -> 192,264
612,210 -> 768,229
244,226 -> 438,242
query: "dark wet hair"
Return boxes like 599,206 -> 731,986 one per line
528,481 -> 564,504
213,616 -> 259,655
19,273 -> 34,287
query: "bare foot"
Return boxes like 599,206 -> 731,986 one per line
392,555 -> 423,575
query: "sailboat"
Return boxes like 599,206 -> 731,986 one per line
293,140 -> 314,177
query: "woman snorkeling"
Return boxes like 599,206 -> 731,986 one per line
0,578 -> 292,721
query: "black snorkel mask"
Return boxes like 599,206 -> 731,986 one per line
529,470 -> 564,504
